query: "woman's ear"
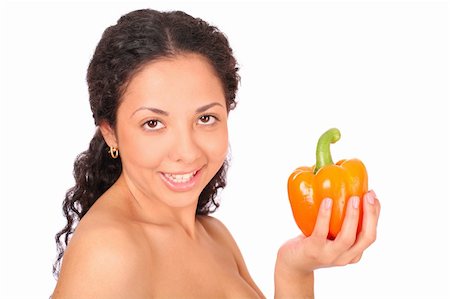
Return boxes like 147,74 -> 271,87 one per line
99,121 -> 118,148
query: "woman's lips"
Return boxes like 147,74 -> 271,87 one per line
160,168 -> 202,192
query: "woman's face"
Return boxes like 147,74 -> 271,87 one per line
108,53 -> 229,210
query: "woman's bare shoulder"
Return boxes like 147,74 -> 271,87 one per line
52,203 -> 149,298
198,215 -> 247,261
198,215 -> 233,240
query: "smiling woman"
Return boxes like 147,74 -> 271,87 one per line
51,9 -> 264,298
51,8 -> 380,299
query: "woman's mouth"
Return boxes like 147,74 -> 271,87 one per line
163,171 -> 196,183
160,168 -> 202,191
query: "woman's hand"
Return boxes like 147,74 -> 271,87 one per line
274,190 -> 381,298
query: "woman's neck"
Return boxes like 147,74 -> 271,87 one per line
114,173 -> 200,239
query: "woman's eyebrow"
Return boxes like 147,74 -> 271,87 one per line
196,102 -> 224,113
131,107 -> 168,118
131,102 -> 224,118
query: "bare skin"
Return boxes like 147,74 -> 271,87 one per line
52,175 -> 264,298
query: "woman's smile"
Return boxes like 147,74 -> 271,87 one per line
160,167 -> 204,192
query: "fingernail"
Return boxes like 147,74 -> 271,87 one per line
366,191 -> 375,205
351,196 -> 360,209
323,198 -> 332,210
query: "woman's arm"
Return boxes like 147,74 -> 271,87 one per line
274,264 -> 314,298
274,191 -> 381,298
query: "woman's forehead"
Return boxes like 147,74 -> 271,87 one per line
119,54 -> 226,113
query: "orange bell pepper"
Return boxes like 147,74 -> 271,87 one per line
287,128 -> 368,239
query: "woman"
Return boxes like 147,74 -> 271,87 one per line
52,9 -> 380,298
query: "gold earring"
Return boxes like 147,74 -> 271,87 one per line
109,146 -> 119,159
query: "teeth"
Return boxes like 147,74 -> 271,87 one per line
164,171 -> 196,183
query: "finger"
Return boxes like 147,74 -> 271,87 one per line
311,197 -> 333,239
357,190 -> 381,248
340,191 -> 381,260
350,253 -> 363,264
334,196 -> 361,251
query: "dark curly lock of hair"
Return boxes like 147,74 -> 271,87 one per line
53,9 -> 239,278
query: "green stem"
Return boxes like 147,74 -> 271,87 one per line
313,128 -> 341,174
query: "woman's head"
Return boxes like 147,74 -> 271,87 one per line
101,53 -> 230,212
87,8 -> 239,213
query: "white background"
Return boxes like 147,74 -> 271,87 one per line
1,1 -> 449,298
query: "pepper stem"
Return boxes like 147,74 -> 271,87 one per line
313,128 -> 341,174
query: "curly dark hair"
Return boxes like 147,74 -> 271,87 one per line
53,8 -> 239,278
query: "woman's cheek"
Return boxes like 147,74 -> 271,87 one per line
120,130 -> 165,168
207,127 -> 229,163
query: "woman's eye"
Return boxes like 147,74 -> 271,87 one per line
198,115 -> 217,125
143,119 -> 165,131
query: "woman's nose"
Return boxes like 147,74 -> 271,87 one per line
169,129 -> 202,164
